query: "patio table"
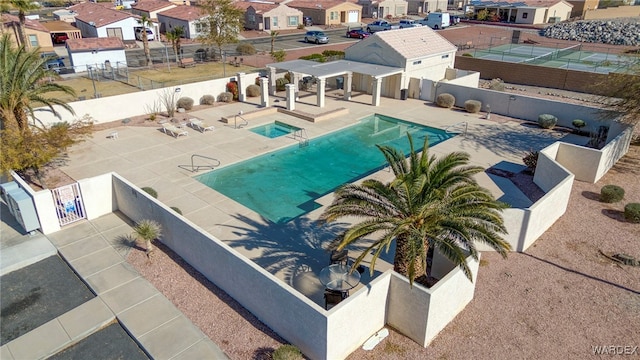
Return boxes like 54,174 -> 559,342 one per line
319,263 -> 361,292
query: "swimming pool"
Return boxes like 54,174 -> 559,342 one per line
250,121 -> 301,138
196,114 -> 456,223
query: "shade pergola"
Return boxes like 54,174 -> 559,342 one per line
265,59 -> 404,107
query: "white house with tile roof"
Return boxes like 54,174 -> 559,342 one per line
65,37 -> 127,72
468,0 -> 573,24
131,0 -> 177,21
70,2 -> 145,41
156,5 -> 207,39
234,2 -> 303,31
344,26 -> 457,98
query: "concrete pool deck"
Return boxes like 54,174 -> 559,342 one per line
57,92 -> 587,305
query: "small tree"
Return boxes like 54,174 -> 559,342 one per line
133,219 -> 162,255
270,30 -> 279,53
159,88 -> 179,117
166,26 -> 185,63
271,49 -> 286,62
197,0 -> 244,61
137,15 -> 154,67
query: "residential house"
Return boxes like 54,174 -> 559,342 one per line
235,2 -> 303,31
357,0 -> 409,18
70,2 -> 146,41
65,37 -> 127,73
287,0 -> 363,25
345,26 -> 457,97
567,0 -> 599,18
1,13 -> 54,51
41,21 -> 82,44
156,5 -> 206,39
468,0 -> 573,24
407,0 -> 449,14
131,0 -> 177,21
52,9 -> 78,23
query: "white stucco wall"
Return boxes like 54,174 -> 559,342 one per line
77,173 -> 116,220
97,18 -> 139,40
69,49 -> 127,72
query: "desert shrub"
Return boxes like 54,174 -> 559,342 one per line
572,119 -> 586,129
538,114 -> 558,129
236,43 -> 256,55
176,97 -> 194,110
271,49 -> 286,62
435,93 -> 455,108
217,92 -> 233,102
297,23 -> 305,29
624,203 -> 640,223
276,77 -> 289,91
488,78 -> 505,91
226,81 -> 238,100
200,94 -> 215,105
462,53 -> 473,57
170,206 -> 182,215
272,345 -> 303,360
299,53 -> 326,62
464,100 -> 482,113
141,187 -> 158,198
246,84 -> 260,97
523,150 -> 539,174
284,72 -> 292,82
322,50 -> 345,59
600,185 -> 625,203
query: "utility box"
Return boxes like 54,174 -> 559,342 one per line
1,183 -> 40,233
0,181 -> 19,205
400,89 -> 408,100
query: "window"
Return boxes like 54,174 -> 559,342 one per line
29,34 -> 38,47
273,17 -> 278,27
330,11 -> 336,20
413,60 -> 422,65
441,54 -> 449,59
195,23 -> 203,32
248,14 -> 255,22
288,16 -> 298,26
522,13 -> 528,19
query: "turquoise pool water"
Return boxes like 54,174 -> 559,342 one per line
196,114 -> 455,223
250,121 -> 300,138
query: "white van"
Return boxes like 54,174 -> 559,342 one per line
418,12 -> 451,29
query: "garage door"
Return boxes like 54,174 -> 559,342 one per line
348,10 -> 358,22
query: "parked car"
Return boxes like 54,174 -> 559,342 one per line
450,15 -> 461,26
52,33 -> 68,44
418,12 -> 451,29
304,31 -> 328,44
135,27 -> 154,41
40,52 -> 65,73
398,19 -> 422,28
303,16 -> 313,26
346,29 -> 370,39
366,20 -> 399,33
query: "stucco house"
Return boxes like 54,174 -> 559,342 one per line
407,0 -> 448,14
1,13 -> 54,51
234,2 -> 303,31
156,5 -> 207,39
65,37 -> 127,73
131,0 -> 177,21
358,0 -> 409,18
468,0 -> 573,24
69,2 -> 147,41
287,0 -> 363,25
567,0 -> 598,18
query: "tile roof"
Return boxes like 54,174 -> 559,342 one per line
368,27 -> 457,59
131,0 -> 177,12
71,2 -> 139,27
1,13 -> 49,32
287,0 -> 354,9
66,37 -> 125,52
157,5 -> 205,21
41,20 -> 82,33
243,2 -> 280,12
471,0 -> 570,7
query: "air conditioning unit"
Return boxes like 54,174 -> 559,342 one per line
0,183 -> 40,233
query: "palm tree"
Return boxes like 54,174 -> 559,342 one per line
0,34 -> 76,132
269,30 -> 279,54
133,219 -> 162,255
166,26 -> 185,63
137,15 -> 154,67
320,134 -> 511,285
3,0 -> 39,48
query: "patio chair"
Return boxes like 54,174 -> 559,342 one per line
330,249 -> 349,266
162,123 -> 188,138
189,118 -> 215,132
324,289 -> 346,310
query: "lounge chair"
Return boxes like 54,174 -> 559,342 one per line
162,123 -> 188,138
189,118 -> 215,132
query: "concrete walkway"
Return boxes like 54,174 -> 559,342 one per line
0,211 -> 229,360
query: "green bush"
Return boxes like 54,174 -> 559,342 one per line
141,187 -> 158,198
270,49 -> 286,62
435,93 -> 455,108
272,344 -> 303,360
572,119 -> 586,129
200,94 -> 215,105
537,114 -> 558,129
523,150 -> 539,174
276,77 -> 289,91
236,43 -> 256,55
462,53 -> 473,57
176,97 -> 194,110
217,92 -> 233,103
600,185 -> 625,203
464,99 -> 482,113
624,203 -> 640,223
299,53 -> 326,62
170,206 -> 182,215
488,78 -> 505,91
246,84 -> 260,97
321,50 -> 345,59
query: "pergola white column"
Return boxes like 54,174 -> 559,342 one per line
371,77 -> 382,106
344,72 -> 353,101
285,84 -> 296,111
259,77 -> 269,107
268,67 -> 277,95
236,72 -> 246,102
316,78 -> 326,108
292,73 -> 301,100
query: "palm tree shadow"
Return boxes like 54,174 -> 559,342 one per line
601,209 -> 626,222
582,191 -> 601,201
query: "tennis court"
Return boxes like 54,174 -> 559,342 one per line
471,44 -> 635,74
